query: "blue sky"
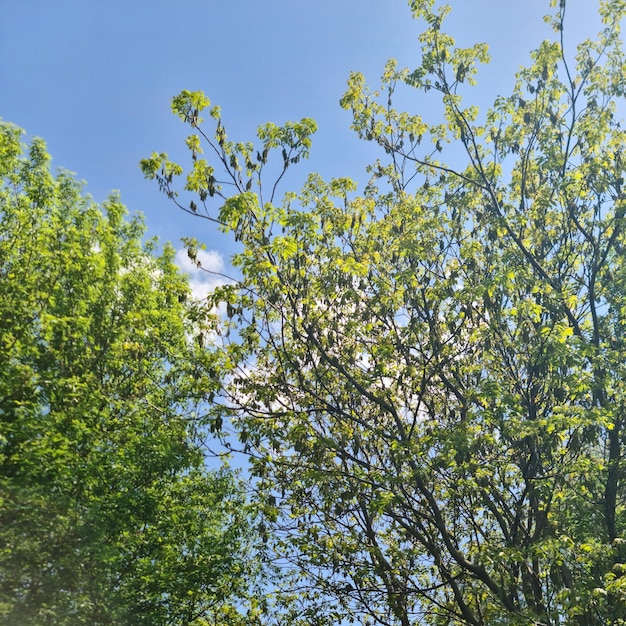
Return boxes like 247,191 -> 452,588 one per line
1,1 -> 602,274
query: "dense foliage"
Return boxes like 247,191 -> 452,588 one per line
143,1 -> 626,624
0,122 -> 262,626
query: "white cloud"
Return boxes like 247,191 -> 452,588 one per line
175,248 -> 228,301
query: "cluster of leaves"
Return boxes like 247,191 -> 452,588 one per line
0,122 -> 265,625
145,1 -> 626,624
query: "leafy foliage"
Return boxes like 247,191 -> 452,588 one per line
0,122 -> 262,625
145,1 -> 626,624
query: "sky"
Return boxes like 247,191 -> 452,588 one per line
0,0 -> 604,285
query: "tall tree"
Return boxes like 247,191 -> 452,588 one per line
143,1 -> 626,624
0,121 -> 263,626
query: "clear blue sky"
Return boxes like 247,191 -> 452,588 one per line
0,1 -> 602,263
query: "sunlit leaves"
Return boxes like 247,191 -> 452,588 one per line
0,124 -> 262,626
171,89 -> 211,126
146,1 -> 626,625
257,118 -> 318,157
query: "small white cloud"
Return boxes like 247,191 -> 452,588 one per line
175,247 -> 228,300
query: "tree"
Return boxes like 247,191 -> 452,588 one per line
143,1 -> 626,624
0,121 -> 264,625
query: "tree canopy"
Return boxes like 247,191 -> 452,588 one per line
0,121 -> 263,625
143,0 -> 626,624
